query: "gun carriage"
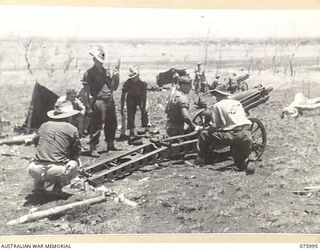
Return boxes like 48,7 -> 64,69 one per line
234,73 -> 250,92
211,73 -> 250,94
81,85 -> 273,187
193,85 -> 273,161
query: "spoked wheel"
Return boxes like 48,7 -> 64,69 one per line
239,82 -> 249,91
192,109 -> 211,126
248,117 -> 267,161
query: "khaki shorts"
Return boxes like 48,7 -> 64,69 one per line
28,160 -> 79,187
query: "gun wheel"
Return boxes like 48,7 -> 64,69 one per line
239,82 -> 249,91
192,109 -> 211,126
248,117 -> 267,161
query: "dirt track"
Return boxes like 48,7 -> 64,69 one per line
1,86 -> 320,235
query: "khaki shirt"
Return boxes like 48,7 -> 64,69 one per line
35,121 -> 80,163
83,65 -> 119,100
165,90 -> 189,126
212,99 -> 251,131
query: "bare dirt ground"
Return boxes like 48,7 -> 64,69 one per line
1,83 -> 320,235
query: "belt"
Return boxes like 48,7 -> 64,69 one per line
232,124 -> 251,132
96,97 -> 113,101
33,159 -> 67,165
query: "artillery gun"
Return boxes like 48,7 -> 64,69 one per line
80,85 -> 273,187
234,73 -> 250,92
210,72 -> 250,94
193,85 -> 273,161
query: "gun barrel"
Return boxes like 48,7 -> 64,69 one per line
231,89 -> 260,103
244,96 -> 270,111
237,74 -> 249,83
241,93 -> 261,107
231,85 -> 273,111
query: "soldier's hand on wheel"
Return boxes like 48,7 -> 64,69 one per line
207,123 -> 218,133
195,125 -> 203,131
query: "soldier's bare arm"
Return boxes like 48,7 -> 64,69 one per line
111,69 -> 120,91
82,84 -> 92,114
69,131 -> 81,160
181,107 -> 195,131
120,90 -> 127,114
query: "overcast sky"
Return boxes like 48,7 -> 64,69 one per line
0,5 -> 319,39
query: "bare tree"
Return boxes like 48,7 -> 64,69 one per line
272,47 -> 278,75
244,46 -> 253,73
287,42 -> 300,85
256,59 -> 263,75
64,40 -> 74,73
22,39 -> 33,74
289,53 -> 295,77
272,44 -> 285,74
316,47 -> 320,71
204,26 -> 211,67
215,46 -> 223,75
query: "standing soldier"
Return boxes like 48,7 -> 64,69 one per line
120,66 -> 150,140
165,75 -> 198,136
81,46 -> 121,157
194,62 -> 208,93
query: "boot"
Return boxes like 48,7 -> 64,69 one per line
235,159 -> 248,172
90,144 -> 99,158
52,183 -> 69,198
52,183 -> 62,195
32,181 -> 45,193
118,133 -> 129,141
107,142 -> 122,152
245,160 -> 255,175
193,155 -> 205,168
129,129 -> 135,139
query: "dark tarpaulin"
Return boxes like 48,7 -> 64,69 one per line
156,68 -> 187,87
22,82 -> 59,132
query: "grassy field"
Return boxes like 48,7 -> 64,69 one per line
1,37 -> 320,234
0,37 -> 319,127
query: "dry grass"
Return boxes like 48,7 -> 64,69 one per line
0,38 -> 319,128
1,38 -> 320,234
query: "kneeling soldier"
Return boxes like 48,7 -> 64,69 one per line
194,86 -> 253,173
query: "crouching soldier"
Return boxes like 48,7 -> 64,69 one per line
165,75 -> 198,136
120,66 -> 150,140
194,86 -> 254,174
28,100 -> 81,197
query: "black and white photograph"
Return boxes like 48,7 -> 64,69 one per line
0,4 -> 320,237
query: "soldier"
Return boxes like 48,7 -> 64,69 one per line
81,46 -> 120,157
28,100 -> 81,197
226,73 -> 239,94
194,62 -> 208,93
56,89 -> 86,137
194,85 -> 254,174
165,75 -> 198,136
120,66 -> 150,140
